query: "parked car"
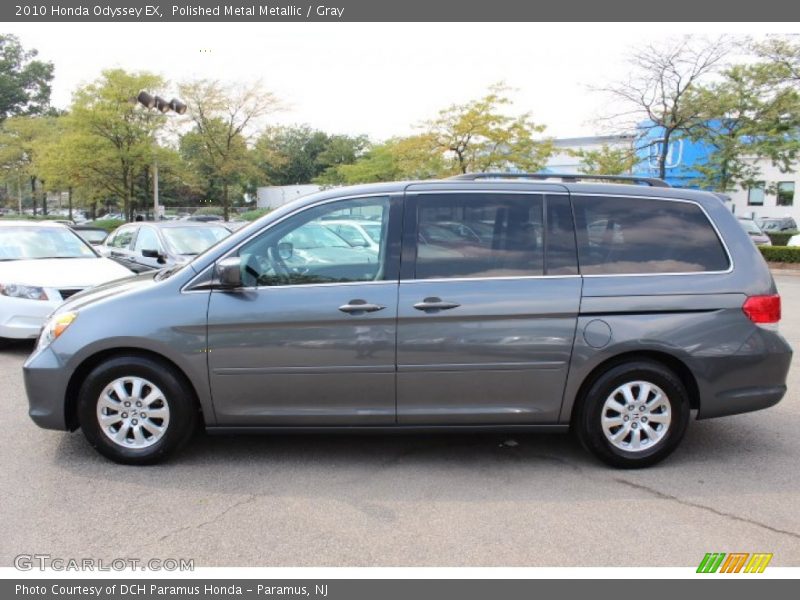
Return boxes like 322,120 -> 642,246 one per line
224,220 -> 250,232
100,222 -> 231,273
737,217 -> 772,246
0,221 -> 132,341
321,219 -> 383,251
182,214 -> 224,222
71,225 -> 109,246
755,216 -> 797,232
785,234 -> 800,247
24,174 -> 792,468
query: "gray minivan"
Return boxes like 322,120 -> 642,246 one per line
24,174 -> 793,468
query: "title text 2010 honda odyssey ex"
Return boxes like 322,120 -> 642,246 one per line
24,174 -> 793,468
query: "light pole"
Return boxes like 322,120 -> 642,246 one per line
136,91 -> 186,220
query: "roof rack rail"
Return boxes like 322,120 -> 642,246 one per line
448,172 -> 671,188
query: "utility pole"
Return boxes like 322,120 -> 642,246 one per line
136,91 -> 187,220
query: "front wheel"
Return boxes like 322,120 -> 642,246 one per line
78,355 -> 198,465
575,361 -> 690,468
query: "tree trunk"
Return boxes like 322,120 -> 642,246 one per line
41,180 -> 48,216
657,131 -> 672,180
126,175 -> 133,222
30,177 -> 37,216
68,187 -> 73,221
223,181 -> 230,221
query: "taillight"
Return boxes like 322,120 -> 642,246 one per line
742,295 -> 781,324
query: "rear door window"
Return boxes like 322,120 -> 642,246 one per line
414,193 -> 544,279
572,195 -> 730,275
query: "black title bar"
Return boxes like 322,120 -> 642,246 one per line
3,0 -> 800,21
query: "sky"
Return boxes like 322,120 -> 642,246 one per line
4,22 -> 797,142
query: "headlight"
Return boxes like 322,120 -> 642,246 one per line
37,312 -> 78,351
0,283 -> 48,300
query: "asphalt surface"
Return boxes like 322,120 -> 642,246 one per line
1,275 -> 799,568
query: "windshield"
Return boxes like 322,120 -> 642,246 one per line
161,226 -> 230,256
361,223 -> 382,243
420,223 -> 462,243
75,229 -> 108,244
757,219 -> 781,231
285,223 -> 351,249
0,226 -> 97,261
738,219 -> 762,234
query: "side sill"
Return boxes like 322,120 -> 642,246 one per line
206,424 -> 570,435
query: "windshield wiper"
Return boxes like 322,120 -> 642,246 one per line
31,256 -> 94,260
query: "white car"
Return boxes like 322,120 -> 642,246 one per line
320,219 -> 383,252
0,221 -> 133,340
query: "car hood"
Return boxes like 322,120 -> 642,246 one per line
0,257 -> 133,288
61,269 -> 161,312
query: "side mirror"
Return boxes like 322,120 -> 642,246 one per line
277,241 -> 293,261
216,257 -> 243,288
141,249 -> 166,264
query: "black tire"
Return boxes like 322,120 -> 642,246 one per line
575,360 -> 690,469
78,355 -> 198,465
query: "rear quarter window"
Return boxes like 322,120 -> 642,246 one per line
572,195 -> 730,275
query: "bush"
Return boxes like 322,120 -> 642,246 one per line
240,208 -> 271,221
90,219 -> 126,232
194,206 -> 224,216
766,231 -> 798,246
759,245 -> 800,263
0,214 -> 63,221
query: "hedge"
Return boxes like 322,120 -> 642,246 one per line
90,219 -> 126,232
239,208 -> 271,221
759,245 -> 800,263
766,231 -> 798,246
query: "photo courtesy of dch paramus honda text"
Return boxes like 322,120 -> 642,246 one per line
22,174 -> 793,468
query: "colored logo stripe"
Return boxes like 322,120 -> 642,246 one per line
697,553 -> 726,573
744,553 -> 773,573
697,553 -> 773,573
720,553 -> 749,573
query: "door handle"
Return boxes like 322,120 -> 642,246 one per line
413,297 -> 461,311
338,299 -> 386,314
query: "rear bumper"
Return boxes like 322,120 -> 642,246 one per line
23,346 -> 72,431
697,327 -> 792,420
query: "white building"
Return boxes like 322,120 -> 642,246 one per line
726,160 -> 799,221
257,184 -> 322,210
548,134 -> 799,222
546,134 -> 636,174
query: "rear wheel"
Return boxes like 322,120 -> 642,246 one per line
575,360 -> 690,468
78,355 -> 198,465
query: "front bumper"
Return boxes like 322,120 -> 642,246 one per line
23,346 -> 72,431
0,297 -> 59,339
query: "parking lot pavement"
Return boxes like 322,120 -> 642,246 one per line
1,276 -> 799,569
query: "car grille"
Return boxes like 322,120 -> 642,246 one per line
59,288 -> 83,300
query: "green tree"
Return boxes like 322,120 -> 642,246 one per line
317,134 -> 446,185
687,63 -> 800,191
751,35 -> 800,84
253,125 -> 368,185
0,115 -> 53,214
569,144 -> 638,175
0,34 -> 54,121
180,118 -> 253,210
597,36 -> 730,179
178,79 -> 281,220
424,84 -> 552,174
59,69 -> 166,220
